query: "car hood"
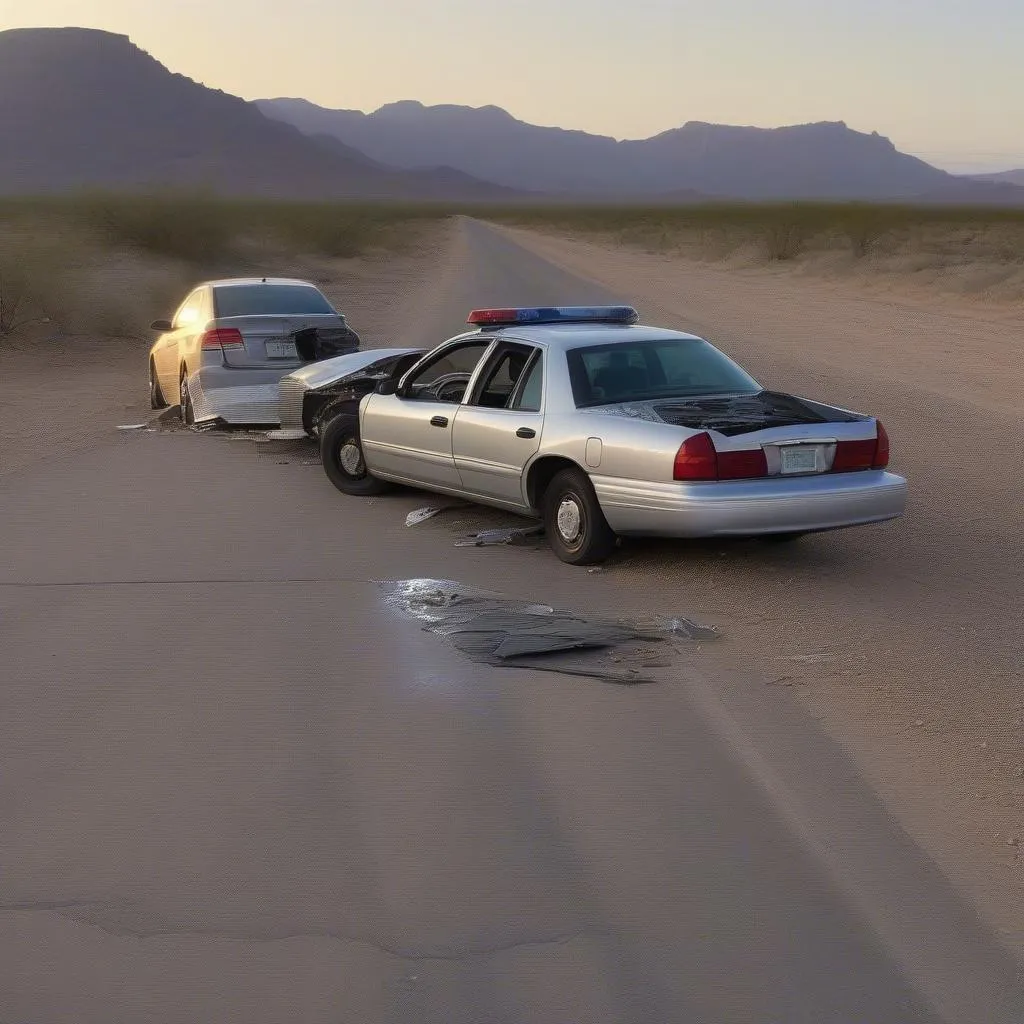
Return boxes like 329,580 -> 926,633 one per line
283,348 -> 423,390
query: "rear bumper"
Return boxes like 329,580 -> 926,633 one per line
189,366 -> 295,425
594,470 -> 908,537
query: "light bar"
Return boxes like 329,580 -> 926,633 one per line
466,305 -> 639,326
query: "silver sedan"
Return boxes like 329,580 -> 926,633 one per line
148,277 -> 359,425
315,306 -> 908,564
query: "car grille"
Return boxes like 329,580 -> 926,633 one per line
278,376 -> 308,429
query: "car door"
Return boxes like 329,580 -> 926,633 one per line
360,337 -> 495,490
451,342 -> 545,508
157,287 -> 205,396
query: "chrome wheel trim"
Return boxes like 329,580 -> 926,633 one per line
339,441 -> 364,476
556,495 -> 583,544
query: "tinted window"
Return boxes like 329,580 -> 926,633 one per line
214,284 -> 335,318
566,338 -> 760,407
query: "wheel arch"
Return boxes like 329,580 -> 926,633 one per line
525,454 -> 589,512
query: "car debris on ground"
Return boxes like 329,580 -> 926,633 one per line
382,578 -> 718,684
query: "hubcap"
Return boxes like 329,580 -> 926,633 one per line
339,441 -> 364,476
556,496 -> 583,543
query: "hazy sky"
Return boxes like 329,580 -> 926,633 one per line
3,0 -> 1022,171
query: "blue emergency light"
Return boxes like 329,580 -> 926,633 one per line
466,305 -> 639,327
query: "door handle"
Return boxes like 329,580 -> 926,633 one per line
515,427 -> 536,439
430,415 -> 449,428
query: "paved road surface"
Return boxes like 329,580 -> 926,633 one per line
2,220 -> 1023,1023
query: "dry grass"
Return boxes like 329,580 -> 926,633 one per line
0,193 -> 456,340
485,202 -> 1024,303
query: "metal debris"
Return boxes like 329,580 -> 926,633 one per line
116,423 -> 149,431
381,579 -> 718,685
454,525 -> 545,547
405,504 -> 469,528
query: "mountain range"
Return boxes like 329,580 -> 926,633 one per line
0,28 -> 517,200
0,27 -> 1021,204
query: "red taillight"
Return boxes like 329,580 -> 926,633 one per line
872,420 -> 890,469
674,432 -> 718,480
718,448 -> 768,480
832,421 -> 890,473
200,328 -> 244,351
673,432 -> 767,481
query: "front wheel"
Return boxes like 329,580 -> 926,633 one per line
319,413 -> 392,496
541,467 -> 617,565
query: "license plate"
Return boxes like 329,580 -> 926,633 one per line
266,340 -> 296,359
780,446 -> 820,474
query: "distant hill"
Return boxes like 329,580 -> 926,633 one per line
0,28 -> 519,200
258,97 -> 1024,203
965,169 -> 1024,188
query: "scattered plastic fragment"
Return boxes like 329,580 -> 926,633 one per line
454,525 -> 545,547
116,423 -> 149,431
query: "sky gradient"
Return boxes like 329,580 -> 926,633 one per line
3,0 -> 1021,172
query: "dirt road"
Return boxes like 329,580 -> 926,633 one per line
1,219 -> 1022,1023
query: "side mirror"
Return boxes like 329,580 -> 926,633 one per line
376,378 -> 399,396
150,319 -> 173,332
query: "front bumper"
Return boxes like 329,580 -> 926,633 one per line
593,470 -> 908,537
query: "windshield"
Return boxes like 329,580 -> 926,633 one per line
566,337 -> 761,407
214,284 -> 335,318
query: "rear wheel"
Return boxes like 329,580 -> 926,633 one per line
541,467 -> 617,565
320,412 -> 391,496
149,360 -> 167,409
179,369 -> 194,425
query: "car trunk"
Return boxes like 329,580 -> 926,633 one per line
214,314 -> 351,368
597,390 -> 880,478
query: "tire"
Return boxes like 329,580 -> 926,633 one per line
319,412 -> 391,496
541,467 -> 617,565
179,369 -> 194,425
150,360 -> 167,409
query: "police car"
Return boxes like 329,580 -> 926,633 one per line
311,306 -> 907,565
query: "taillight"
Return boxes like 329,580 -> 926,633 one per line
200,328 -> 244,351
673,432 -> 767,481
832,421 -> 890,473
673,432 -> 717,481
872,420 -> 890,469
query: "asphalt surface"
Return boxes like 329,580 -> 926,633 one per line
2,220 -> 1023,1023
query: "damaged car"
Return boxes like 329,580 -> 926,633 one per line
148,277 -> 360,425
271,348 -> 425,440
314,305 -> 908,565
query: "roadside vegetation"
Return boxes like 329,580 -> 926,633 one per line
485,202 -> 1024,303
0,193 -> 454,340
2,194 -> 1023,342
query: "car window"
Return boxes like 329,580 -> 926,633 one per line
470,343 -> 538,410
214,284 -> 335,318
173,289 -> 204,330
403,341 -> 492,403
509,354 -> 543,412
566,338 -> 761,407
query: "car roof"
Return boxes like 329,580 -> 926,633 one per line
205,277 -> 321,289
469,322 -> 708,351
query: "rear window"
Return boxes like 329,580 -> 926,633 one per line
214,284 -> 335,318
566,338 -> 760,407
